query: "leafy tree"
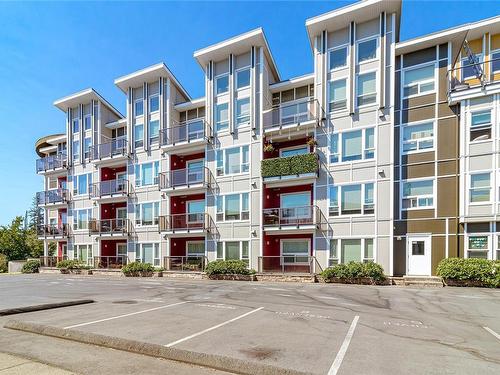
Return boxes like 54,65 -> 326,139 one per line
0,216 -> 29,260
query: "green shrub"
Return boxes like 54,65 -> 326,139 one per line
320,261 -> 386,284
261,153 -> 318,178
205,260 -> 255,276
21,259 -> 40,274
436,258 -> 500,288
0,254 -> 7,273
56,259 -> 90,270
122,262 -> 155,276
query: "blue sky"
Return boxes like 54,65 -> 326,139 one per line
0,0 -> 499,225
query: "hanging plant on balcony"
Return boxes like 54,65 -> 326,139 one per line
306,136 -> 317,148
263,141 -> 275,153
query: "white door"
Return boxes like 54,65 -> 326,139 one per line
407,235 -> 431,276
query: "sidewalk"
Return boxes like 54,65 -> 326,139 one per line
0,352 -> 75,374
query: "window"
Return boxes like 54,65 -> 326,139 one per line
334,238 -> 374,264
73,173 -> 92,195
341,185 -> 361,215
467,236 -> 489,259
364,128 -> 374,159
342,239 -> 361,263
492,50 -> 500,73
134,99 -> 143,117
329,186 -> 338,216
187,241 -> 205,256
135,243 -> 160,266
134,123 -> 144,148
337,128 -> 375,162
135,161 -> 159,187
470,173 -> 491,203
216,241 -> 249,265
357,72 -> 376,106
84,115 -> 91,131
135,202 -> 160,226
215,103 -> 229,133
470,109 -> 492,141
72,140 -> 80,162
402,179 -> 434,209
149,94 -> 159,113
74,244 -> 93,265
84,137 -> 91,159
329,240 -> 338,266
280,146 -> 308,158
328,79 -> 347,112
364,183 -> 374,214
216,193 -> 249,221
329,47 -> 348,70
235,97 -> 250,127
216,146 -> 249,176
334,183 -> 374,216
73,209 -> 91,230
281,239 -> 309,263
330,133 -> 339,163
403,64 -> 435,97
402,121 -> 434,153
72,119 -> 79,133
215,74 -> 229,95
357,38 -> 377,63
461,54 -> 483,80
236,68 -> 250,89
149,120 -> 159,144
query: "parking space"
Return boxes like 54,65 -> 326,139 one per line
1,274 -> 500,374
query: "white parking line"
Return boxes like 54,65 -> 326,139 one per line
317,296 -> 339,300
484,327 -> 500,341
64,301 -> 188,329
277,294 -> 293,297
328,315 -> 360,375
164,307 -> 264,347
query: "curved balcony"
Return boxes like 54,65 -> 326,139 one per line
263,205 -> 324,234
90,179 -> 129,200
158,213 -> 214,236
261,153 -> 319,187
36,153 -> 67,174
160,119 -> 211,154
89,218 -> 130,237
90,138 -> 128,163
36,189 -> 69,206
158,167 -> 213,194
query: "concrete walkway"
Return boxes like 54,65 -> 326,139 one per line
0,352 -> 75,374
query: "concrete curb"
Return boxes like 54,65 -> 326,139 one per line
4,320 -> 312,375
0,300 -> 94,316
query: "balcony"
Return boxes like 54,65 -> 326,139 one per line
40,256 -> 68,268
163,256 -> 208,272
257,256 -> 322,275
263,205 -> 324,234
160,119 -> 211,154
448,57 -> 500,104
263,99 -> 323,139
93,256 -> 128,269
261,153 -> 319,187
89,218 -> 131,237
36,189 -> 69,206
37,224 -> 69,238
158,213 -> 214,236
158,167 -> 213,195
36,153 -> 67,174
90,138 -> 128,163
90,179 -> 129,200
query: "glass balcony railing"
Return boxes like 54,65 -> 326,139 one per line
160,119 -> 210,146
89,218 -> 130,236
37,224 -> 69,237
163,256 -> 208,272
257,256 -> 322,274
263,205 -> 323,228
263,99 -> 323,130
158,167 -> 212,190
93,255 -> 128,269
158,213 -> 214,233
89,179 -> 129,198
36,189 -> 69,205
90,138 -> 128,160
36,153 -> 67,173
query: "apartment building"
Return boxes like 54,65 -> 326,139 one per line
35,0 -> 500,276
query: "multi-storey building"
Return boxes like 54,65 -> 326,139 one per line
35,0 -> 500,276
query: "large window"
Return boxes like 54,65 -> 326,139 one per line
281,239 -> 309,263
134,123 -> 144,148
357,38 -> 377,63
470,109 -> 492,141
357,72 -> 377,106
236,68 -> 251,89
215,103 -> 229,133
470,173 -> 491,203
73,209 -> 91,230
216,241 -> 249,265
135,161 -> 159,187
149,94 -> 159,113
403,64 -> 435,97
135,243 -> 160,266
74,244 -> 93,265
72,140 -> 80,162
331,128 -> 374,163
149,120 -> 159,144
467,235 -> 489,259
339,183 -> 374,215
135,202 -> 160,226
402,121 -> 434,153
216,193 -> 249,221
73,173 -> 92,195
328,79 -> 347,112
402,179 -> 434,209
235,97 -> 250,127
215,74 -> 229,95
216,146 -> 249,176
329,47 -> 348,70
329,238 -> 374,264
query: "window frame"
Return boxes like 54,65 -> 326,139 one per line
135,242 -> 160,267
134,98 -> 144,117
134,201 -> 160,227
235,96 -> 251,128
83,114 -> 92,131
328,44 -> 349,71
329,238 -> 375,264
328,78 -> 348,113
215,73 -> 229,95
330,127 -> 376,164
280,238 -> 310,265
465,234 -> 490,259
356,36 -> 378,64
279,145 -> 309,158
216,145 -> 250,177
72,118 -> 79,133
215,102 -> 229,133
216,192 -> 250,222
401,178 -> 435,210
401,120 -> 435,154
491,49 -> 500,74
216,240 -> 250,265
149,94 -> 160,113
134,161 -> 160,188
134,123 -> 144,148
235,67 -> 251,90
469,172 -> 492,204
72,140 -> 80,162
73,244 -> 93,265
149,119 -> 160,144
469,108 -> 492,143
72,208 -> 92,231
402,62 -> 436,99
83,137 -> 91,159
356,70 -> 377,108
73,173 -> 92,196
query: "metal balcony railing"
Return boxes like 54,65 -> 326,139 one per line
263,205 -> 322,228
163,256 -> 208,272
90,138 -> 128,160
40,256 -> 68,268
257,255 -> 322,274
36,189 -> 69,205
36,153 -> 67,173
261,153 -> 319,179
90,179 -> 129,198
158,167 -> 212,190
158,213 -> 214,233
37,224 -> 69,237
93,255 -> 128,269
160,119 -> 211,146
89,218 -> 130,236
263,99 -> 323,130
448,57 -> 500,93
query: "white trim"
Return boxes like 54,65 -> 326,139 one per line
356,35 -> 379,65
401,62 -> 437,99
355,69 -> 378,109
400,177 -> 436,211
400,119 -> 435,155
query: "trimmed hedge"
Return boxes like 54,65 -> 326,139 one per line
56,260 -> 91,270
436,258 -> 500,288
261,153 -> 318,178
21,260 -> 40,274
205,260 -> 255,276
122,262 -> 155,276
320,261 -> 387,284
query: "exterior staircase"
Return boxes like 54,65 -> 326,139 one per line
402,276 -> 443,287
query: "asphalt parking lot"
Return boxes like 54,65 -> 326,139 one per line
0,274 -> 499,374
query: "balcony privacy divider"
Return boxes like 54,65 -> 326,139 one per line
261,153 -> 319,178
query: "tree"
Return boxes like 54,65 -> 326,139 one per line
0,216 -> 29,260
